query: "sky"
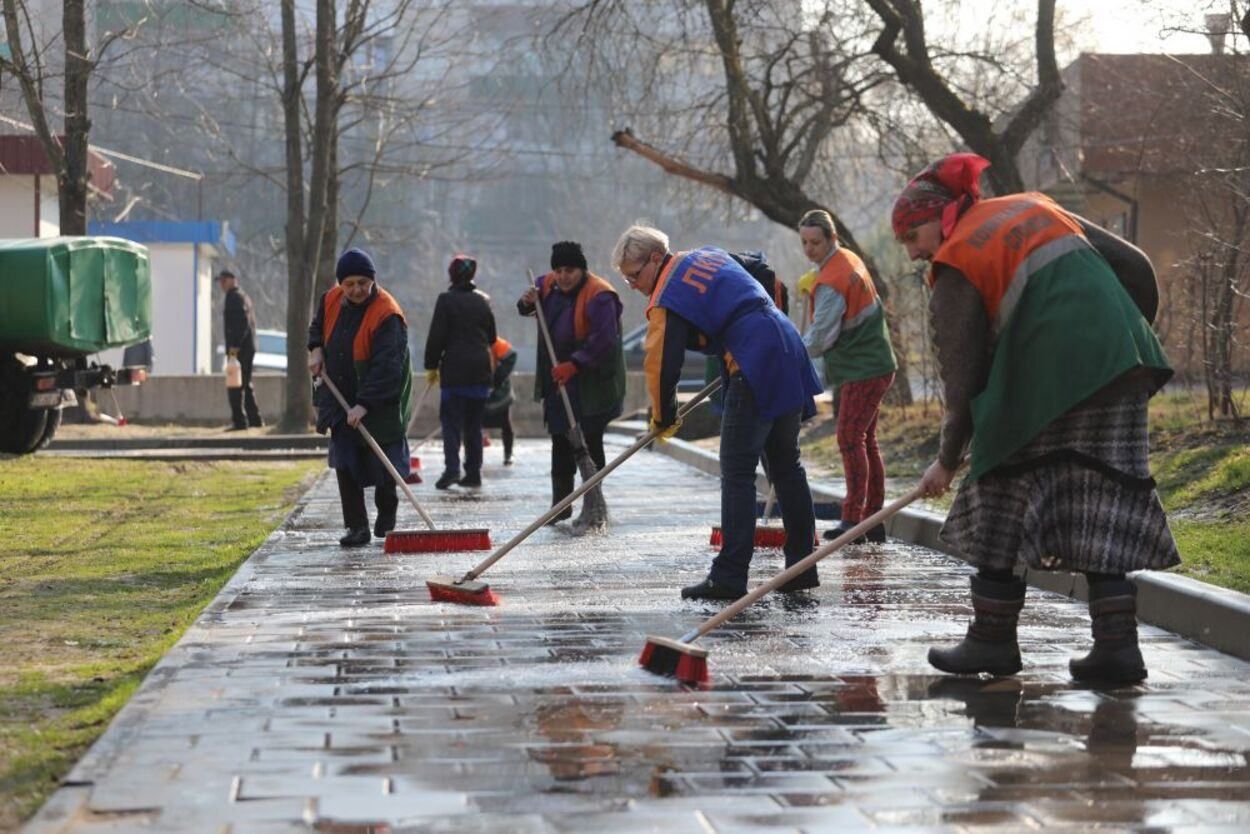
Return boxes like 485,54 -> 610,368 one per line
1069,0 -> 1237,54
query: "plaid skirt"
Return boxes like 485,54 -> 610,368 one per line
941,393 -> 1180,574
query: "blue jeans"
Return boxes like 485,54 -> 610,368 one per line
441,394 -> 486,477
710,374 -> 816,593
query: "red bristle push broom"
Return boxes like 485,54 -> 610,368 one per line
426,377 -> 724,606
316,375 -> 490,553
709,484 -> 790,549
642,484 -> 925,685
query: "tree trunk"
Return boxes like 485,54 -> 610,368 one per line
279,0 -> 311,432
60,0 -> 89,235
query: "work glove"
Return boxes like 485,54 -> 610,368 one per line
797,268 -> 817,297
425,369 -> 440,384
648,418 -> 682,443
551,361 -> 578,386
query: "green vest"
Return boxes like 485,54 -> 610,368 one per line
967,248 -> 1171,480
534,339 -> 626,418
821,303 -> 898,387
354,352 -> 412,445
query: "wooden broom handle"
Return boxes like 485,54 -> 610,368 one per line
462,377 -> 722,581
685,485 -> 926,642
526,268 -> 584,438
318,374 -> 437,530
404,381 -> 436,435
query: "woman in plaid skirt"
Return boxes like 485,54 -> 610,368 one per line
893,154 -> 1179,684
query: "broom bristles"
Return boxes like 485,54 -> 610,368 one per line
639,635 -> 709,684
709,526 -> 790,550
385,529 -> 491,554
426,575 -> 498,606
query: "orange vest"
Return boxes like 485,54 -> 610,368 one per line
811,246 -> 878,324
322,285 -> 407,362
540,271 -> 619,341
930,193 -> 1086,325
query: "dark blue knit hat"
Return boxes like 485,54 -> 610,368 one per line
335,248 -> 376,282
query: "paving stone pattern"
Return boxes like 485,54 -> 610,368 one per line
26,439 -> 1250,833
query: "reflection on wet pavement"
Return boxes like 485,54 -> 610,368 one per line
28,439 -> 1250,833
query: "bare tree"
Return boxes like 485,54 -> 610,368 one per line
0,0 -> 135,234
864,0 -> 1062,195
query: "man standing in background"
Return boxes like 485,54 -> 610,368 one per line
218,269 -> 264,430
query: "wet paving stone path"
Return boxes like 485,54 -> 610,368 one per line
28,439 -> 1250,833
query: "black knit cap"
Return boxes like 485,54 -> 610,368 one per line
550,240 -> 587,272
335,248 -> 376,282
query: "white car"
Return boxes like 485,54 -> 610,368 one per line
217,329 -> 287,373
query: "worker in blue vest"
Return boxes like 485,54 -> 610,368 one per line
611,224 -> 823,600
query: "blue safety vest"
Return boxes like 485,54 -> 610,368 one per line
651,247 -> 821,419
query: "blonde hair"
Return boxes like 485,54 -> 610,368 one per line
611,223 -> 670,272
798,209 -> 836,241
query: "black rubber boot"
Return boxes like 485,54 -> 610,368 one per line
1070,579 -> 1146,684
548,473 -> 574,523
929,575 -> 1026,677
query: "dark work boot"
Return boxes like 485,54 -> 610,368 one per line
548,473 -> 574,524
339,527 -> 370,548
929,574 -> 1026,677
1070,579 -> 1147,684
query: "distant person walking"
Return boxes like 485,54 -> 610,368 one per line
425,255 -> 497,490
798,210 -> 897,543
217,269 -> 264,430
894,153 -> 1178,683
308,249 -> 413,547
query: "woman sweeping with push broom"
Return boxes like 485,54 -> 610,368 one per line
612,224 -> 823,601
308,248 -> 414,548
893,153 -> 1178,684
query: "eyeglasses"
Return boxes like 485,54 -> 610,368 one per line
623,258 -> 651,285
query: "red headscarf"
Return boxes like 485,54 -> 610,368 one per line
891,153 -> 991,238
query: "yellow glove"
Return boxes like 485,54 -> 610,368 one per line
797,268 -> 817,297
649,418 -> 682,443
425,369 -> 439,384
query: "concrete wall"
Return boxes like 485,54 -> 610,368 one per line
107,371 -> 651,433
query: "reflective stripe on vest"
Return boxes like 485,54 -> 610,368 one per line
930,193 -> 1089,336
323,285 -> 407,362
813,246 -> 881,331
539,271 -> 620,342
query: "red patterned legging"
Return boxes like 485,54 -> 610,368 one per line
836,372 -> 895,524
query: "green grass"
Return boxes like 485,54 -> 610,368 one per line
803,392 -> 1250,590
0,457 -> 321,830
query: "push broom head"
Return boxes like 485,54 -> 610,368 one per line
385,528 -> 491,554
426,574 -> 498,606
639,634 -> 709,685
708,526 -> 789,550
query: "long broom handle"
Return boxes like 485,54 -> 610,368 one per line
404,381 -> 436,435
525,269 -> 584,438
679,484 -> 925,643
318,374 -> 437,531
461,377 -> 722,582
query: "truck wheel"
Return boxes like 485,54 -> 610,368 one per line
32,405 -> 63,451
0,354 -> 49,455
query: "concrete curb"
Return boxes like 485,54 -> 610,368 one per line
645,435 -> 1250,663
47,434 -> 329,451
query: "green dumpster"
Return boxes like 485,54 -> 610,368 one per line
0,236 -> 151,356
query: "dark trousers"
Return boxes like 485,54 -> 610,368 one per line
336,467 -> 397,530
551,414 -> 608,478
500,410 -> 514,460
441,395 -> 485,477
227,350 -> 263,428
711,374 -> 816,593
